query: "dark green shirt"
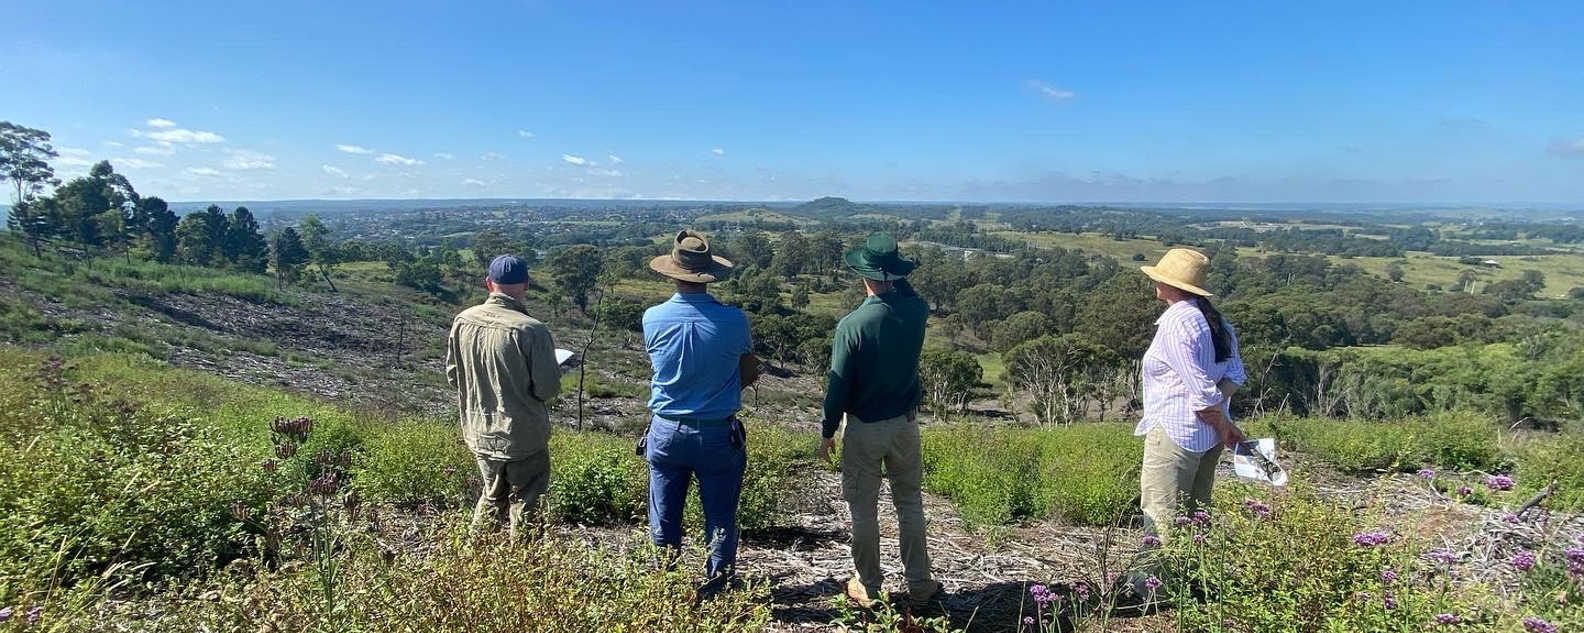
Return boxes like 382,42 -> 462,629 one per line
821,280 -> 929,437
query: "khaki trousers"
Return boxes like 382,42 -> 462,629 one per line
841,414 -> 934,595
472,450 -> 550,539
1139,425 -> 1223,542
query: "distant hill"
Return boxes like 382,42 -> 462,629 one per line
790,196 -> 876,220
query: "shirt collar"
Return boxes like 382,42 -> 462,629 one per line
1155,299 -> 1196,325
670,292 -> 718,304
486,292 -> 529,315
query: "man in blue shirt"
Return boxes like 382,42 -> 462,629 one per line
642,230 -> 760,595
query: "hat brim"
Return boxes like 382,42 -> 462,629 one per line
650,254 -> 734,283
844,249 -> 916,281
1140,266 -> 1214,297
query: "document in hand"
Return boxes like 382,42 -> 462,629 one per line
1232,438 -> 1288,487
554,348 -> 575,365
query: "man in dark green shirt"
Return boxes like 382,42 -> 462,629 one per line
820,233 -> 942,609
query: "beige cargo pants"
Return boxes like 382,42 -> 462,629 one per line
472,450 -> 550,539
841,413 -> 935,596
1139,425 -> 1223,541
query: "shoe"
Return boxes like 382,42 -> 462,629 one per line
907,580 -> 944,609
845,577 -> 879,605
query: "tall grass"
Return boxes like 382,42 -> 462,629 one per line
921,423 -> 1142,527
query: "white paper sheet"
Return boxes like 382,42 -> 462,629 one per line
1232,438 -> 1288,487
554,348 -> 575,365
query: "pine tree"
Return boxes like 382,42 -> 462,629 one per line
225,206 -> 269,273
270,227 -> 310,289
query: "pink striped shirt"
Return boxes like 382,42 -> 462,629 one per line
1134,300 -> 1247,452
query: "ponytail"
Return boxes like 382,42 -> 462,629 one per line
1193,296 -> 1231,363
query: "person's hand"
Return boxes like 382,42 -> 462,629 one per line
1218,421 -> 1246,448
819,437 -> 837,462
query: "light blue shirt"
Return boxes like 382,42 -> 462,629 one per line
643,292 -> 753,420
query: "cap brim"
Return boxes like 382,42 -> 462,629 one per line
650,255 -> 734,283
1140,266 -> 1213,297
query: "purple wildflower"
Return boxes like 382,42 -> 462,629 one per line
0,607 -> 11,622
1418,467 -> 1436,479
1426,549 -> 1461,565
1434,613 -> 1460,626
1173,516 -> 1193,527
24,606 -> 41,625
1486,475 -> 1515,491
1457,485 -> 1473,497
1511,551 -> 1537,572
1074,581 -> 1091,599
1141,535 -> 1163,547
1566,547 -> 1584,564
1352,531 -> 1391,547
1023,616 -> 1035,626
1193,533 -> 1207,545
1380,569 -> 1397,583
1243,498 -> 1272,518
1192,509 -> 1211,525
1382,593 -> 1397,610
1144,576 -> 1162,591
1522,617 -> 1557,633
1029,583 -> 1046,596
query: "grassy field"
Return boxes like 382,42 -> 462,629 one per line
993,229 -> 1584,298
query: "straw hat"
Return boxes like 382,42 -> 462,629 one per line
649,229 -> 734,283
1140,248 -> 1213,296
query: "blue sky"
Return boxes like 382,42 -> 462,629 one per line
4,1 -> 1582,203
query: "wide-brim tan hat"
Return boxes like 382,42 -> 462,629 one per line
649,229 -> 734,283
1141,248 -> 1213,296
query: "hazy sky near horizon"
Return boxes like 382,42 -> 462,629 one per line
5,1 -> 1582,204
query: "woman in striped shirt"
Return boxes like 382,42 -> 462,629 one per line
1135,248 -> 1247,539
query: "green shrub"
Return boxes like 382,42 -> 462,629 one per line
921,423 -> 1141,527
1514,430 -> 1584,511
1262,411 -> 1502,473
1158,486 -> 1509,633
71,533 -> 771,633
353,421 -> 473,506
548,434 -> 648,524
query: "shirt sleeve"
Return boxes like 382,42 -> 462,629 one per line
525,325 -> 562,403
739,309 -> 754,355
445,320 -> 460,389
821,325 -> 858,438
1161,317 -> 1224,412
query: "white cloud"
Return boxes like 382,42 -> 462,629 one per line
375,153 -> 424,166
608,154 -> 624,164
481,152 -> 503,161
1027,79 -> 1075,101
326,186 -> 361,196
146,118 -> 177,128
322,164 -> 349,179
588,168 -> 624,177
711,148 -> 725,156
222,149 -> 275,170
56,157 -> 94,167
103,141 -> 124,148
59,147 -> 93,157
336,144 -> 374,154
434,152 -> 456,160
562,154 -> 590,166
146,128 -> 226,144
134,143 -> 175,156
1549,136 -> 1584,157
115,158 -> 164,169
186,167 -> 222,177
462,178 -> 488,187
517,130 -> 535,138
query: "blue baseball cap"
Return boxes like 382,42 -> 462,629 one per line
488,255 -> 529,285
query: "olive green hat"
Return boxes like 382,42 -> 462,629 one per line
844,232 -> 917,281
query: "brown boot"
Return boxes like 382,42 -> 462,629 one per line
907,580 -> 944,609
845,577 -> 879,605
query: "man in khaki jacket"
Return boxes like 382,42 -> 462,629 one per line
446,254 -> 562,537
